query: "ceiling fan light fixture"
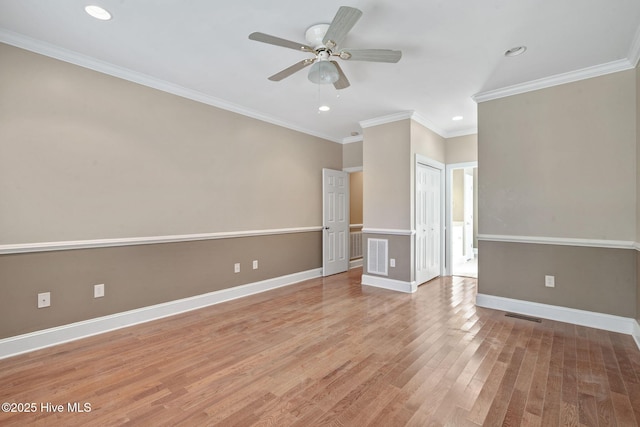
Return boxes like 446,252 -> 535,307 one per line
84,5 -> 112,20
308,60 -> 339,85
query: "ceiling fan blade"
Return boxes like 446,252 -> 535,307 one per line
331,61 -> 350,90
249,32 -> 314,52
323,6 -> 363,49
268,59 -> 315,81
340,48 -> 402,63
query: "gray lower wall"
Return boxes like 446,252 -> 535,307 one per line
478,240 -> 636,318
362,233 -> 412,283
0,232 -> 321,339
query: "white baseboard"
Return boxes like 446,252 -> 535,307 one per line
0,268 -> 322,360
476,293 -> 640,350
349,258 -> 363,269
361,274 -> 416,293
633,320 -> 640,351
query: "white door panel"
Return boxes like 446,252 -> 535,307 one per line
416,163 -> 441,284
323,169 -> 349,276
463,172 -> 474,261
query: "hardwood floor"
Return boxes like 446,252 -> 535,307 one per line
1,268 -> 639,426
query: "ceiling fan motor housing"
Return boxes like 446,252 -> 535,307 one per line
316,49 -> 331,60
305,24 -> 330,49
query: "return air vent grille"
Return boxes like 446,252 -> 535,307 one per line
368,238 -> 388,276
350,231 -> 363,259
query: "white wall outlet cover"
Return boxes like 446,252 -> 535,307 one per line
390,258 -> 396,267
38,292 -> 51,308
234,263 -> 240,273
253,260 -> 258,269
94,284 -> 105,298
545,275 -> 555,287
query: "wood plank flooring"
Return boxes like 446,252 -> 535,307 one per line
1,268 -> 639,426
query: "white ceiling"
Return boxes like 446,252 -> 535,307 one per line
1,0 -> 639,143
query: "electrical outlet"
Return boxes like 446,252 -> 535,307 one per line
38,292 -> 51,308
234,263 -> 240,273
390,258 -> 396,267
94,283 -> 105,298
545,275 -> 555,288
253,260 -> 258,270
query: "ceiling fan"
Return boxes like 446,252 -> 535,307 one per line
249,6 -> 402,90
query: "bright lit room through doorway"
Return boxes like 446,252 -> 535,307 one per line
449,164 -> 477,278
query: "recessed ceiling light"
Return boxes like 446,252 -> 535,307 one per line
504,46 -> 526,57
318,105 -> 331,112
85,5 -> 112,21
452,116 -> 463,121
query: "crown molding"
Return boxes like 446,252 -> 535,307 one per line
628,23 -> 640,67
412,112 -> 478,138
444,127 -> 478,138
359,111 -> 414,129
358,110 -> 475,140
0,30 -> 342,144
341,135 -> 363,144
472,58 -> 634,103
410,112 -> 447,138
359,111 -> 446,137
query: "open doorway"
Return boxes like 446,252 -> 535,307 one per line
446,162 -> 477,278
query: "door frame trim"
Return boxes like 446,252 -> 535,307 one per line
445,161 -> 478,276
415,154 -> 445,284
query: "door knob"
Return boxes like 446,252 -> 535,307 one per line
323,226 -> 330,230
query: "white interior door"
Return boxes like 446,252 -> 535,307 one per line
322,168 -> 349,276
463,171 -> 474,261
416,163 -> 441,284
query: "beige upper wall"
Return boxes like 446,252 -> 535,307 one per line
637,64 -> 640,244
363,120 -> 411,229
479,70 -> 636,241
349,171 -> 363,225
409,120 -> 446,227
452,169 -> 464,221
0,43 -> 342,244
410,120 -> 446,164
343,140 -> 363,169
445,134 -> 478,164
